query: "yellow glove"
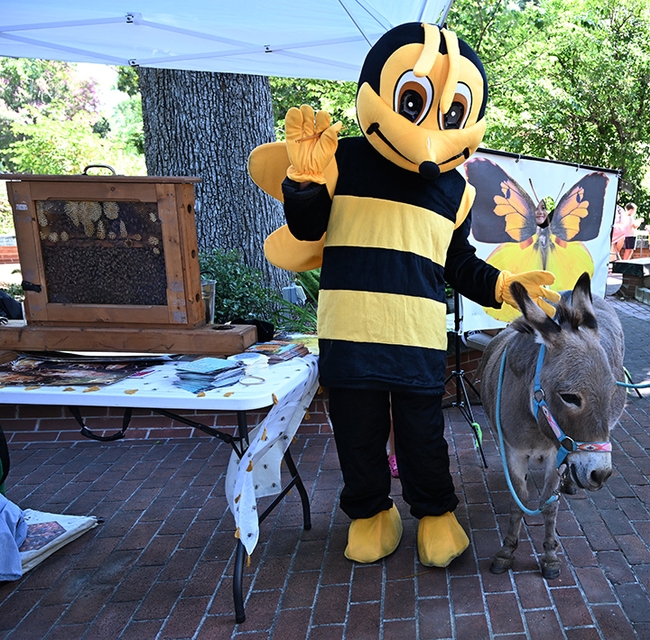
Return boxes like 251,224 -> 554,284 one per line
495,270 -> 562,317
285,105 -> 342,184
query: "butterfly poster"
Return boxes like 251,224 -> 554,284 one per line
460,151 -> 618,330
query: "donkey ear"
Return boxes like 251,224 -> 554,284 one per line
571,272 -> 593,305
568,272 -> 597,331
510,281 -> 561,343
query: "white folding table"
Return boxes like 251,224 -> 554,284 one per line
0,354 -> 320,624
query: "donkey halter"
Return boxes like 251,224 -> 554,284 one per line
532,343 -> 612,468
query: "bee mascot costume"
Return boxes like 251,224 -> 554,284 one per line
249,22 -> 560,567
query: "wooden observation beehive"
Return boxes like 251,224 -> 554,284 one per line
0,173 -> 256,355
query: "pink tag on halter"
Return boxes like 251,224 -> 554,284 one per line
577,442 -> 612,453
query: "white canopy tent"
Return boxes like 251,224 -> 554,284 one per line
0,1 -> 453,80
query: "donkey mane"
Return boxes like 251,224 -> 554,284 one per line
509,272 -> 598,335
554,303 -> 598,332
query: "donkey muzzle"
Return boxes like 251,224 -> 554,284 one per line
569,452 -> 613,490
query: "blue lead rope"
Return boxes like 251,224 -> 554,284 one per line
617,367 -> 650,390
533,344 -> 579,468
616,379 -> 650,389
495,348 -> 559,516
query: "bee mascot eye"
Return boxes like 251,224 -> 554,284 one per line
394,71 -> 434,125
443,102 -> 464,129
399,89 -> 424,121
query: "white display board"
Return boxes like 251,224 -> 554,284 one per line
459,150 -> 619,332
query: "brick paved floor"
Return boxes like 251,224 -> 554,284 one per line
1,296 -> 650,639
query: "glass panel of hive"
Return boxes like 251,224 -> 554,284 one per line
35,199 -> 167,306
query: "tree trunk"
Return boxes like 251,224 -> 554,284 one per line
138,68 -> 291,291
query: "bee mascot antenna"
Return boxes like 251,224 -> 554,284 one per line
249,22 -> 560,568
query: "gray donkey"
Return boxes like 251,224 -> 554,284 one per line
479,272 -> 626,579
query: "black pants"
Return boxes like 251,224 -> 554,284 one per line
329,387 -> 459,520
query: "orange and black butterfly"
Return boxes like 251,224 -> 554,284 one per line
465,156 -> 608,321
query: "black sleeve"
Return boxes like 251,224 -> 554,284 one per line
281,178 -> 333,241
443,213 -> 502,309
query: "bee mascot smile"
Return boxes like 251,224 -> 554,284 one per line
248,22 -> 560,567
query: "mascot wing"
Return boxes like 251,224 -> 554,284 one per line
247,141 -> 338,272
248,141 -> 338,202
264,226 -> 326,272
248,142 -> 292,202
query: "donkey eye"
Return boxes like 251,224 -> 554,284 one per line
560,393 -> 582,408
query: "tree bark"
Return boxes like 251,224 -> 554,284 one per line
138,68 -> 291,291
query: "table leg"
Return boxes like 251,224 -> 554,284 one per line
237,410 -> 250,449
152,408 -> 246,457
233,539 -> 247,623
233,444 -> 312,624
283,447 -> 312,531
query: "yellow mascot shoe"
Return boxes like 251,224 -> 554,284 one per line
418,512 -> 469,567
344,503 -> 403,563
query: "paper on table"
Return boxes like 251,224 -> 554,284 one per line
176,357 -> 240,375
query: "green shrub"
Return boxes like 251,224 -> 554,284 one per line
199,248 -> 279,323
1,282 -> 23,300
199,248 -> 317,333
274,296 -> 318,334
0,190 -> 15,236
296,269 -> 320,304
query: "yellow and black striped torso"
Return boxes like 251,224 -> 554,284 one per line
318,137 -> 472,393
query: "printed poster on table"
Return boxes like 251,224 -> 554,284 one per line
459,149 -> 619,332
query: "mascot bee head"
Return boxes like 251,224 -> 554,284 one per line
357,22 -> 488,179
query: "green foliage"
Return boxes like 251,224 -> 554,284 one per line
116,66 -> 140,97
92,116 -> 111,138
269,77 -> 360,139
111,93 -> 145,155
0,58 -> 145,178
448,0 -> 650,218
278,269 -> 320,333
0,193 -> 13,235
10,109 -> 101,174
7,107 -> 145,175
296,269 -> 320,304
0,282 -> 23,300
111,69 -> 146,154
275,297 -> 318,334
199,248 -> 317,332
200,248 -> 279,323
0,58 -> 99,116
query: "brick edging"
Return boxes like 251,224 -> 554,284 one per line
1,348 -> 484,446
0,246 -> 19,263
